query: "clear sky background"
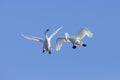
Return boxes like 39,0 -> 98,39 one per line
0,0 -> 120,80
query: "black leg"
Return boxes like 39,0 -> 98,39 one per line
82,44 -> 87,47
72,45 -> 76,49
49,51 -> 51,54
42,50 -> 45,53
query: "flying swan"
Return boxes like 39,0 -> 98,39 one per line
22,27 -> 62,54
56,27 -> 93,51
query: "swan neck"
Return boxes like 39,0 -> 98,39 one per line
44,29 -> 49,39
45,32 -> 48,38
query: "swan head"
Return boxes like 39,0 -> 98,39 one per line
45,29 -> 50,34
75,40 -> 80,45
75,40 -> 83,45
46,29 -> 50,32
75,41 -> 87,47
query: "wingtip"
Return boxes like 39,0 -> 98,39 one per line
56,26 -> 63,32
89,31 -> 93,38
56,49 -> 60,52
56,46 -> 60,51
21,34 -> 24,37
82,27 -> 93,38
59,25 -> 63,29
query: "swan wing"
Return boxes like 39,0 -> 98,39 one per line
75,28 -> 93,40
56,37 -> 67,51
21,34 -> 44,43
49,26 -> 62,40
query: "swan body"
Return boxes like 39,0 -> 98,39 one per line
56,27 -> 93,51
22,27 -> 62,54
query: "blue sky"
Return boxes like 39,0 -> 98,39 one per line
0,0 -> 120,80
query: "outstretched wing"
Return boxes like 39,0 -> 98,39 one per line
49,26 -> 62,40
75,27 -> 93,40
21,34 -> 44,43
56,37 -> 67,51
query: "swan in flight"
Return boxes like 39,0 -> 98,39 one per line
22,27 -> 62,54
56,27 -> 93,51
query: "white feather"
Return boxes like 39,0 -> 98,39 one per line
75,27 -> 93,40
56,37 -> 67,51
49,26 -> 62,40
21,34 -> 44,43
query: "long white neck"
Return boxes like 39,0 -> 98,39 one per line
45,33 -> 48,39
44,29 -> 49,39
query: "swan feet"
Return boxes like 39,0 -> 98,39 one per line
72,45 -> 76,49
49,51 -> 51,54
42,50 -> 45,53
42,50 -> 51,54
82,44 -> 87,47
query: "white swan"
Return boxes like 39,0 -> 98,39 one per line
56,27 -> 93,51
22,27 -> 62,54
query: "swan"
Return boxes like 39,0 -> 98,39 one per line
56,27 -> 93,51
22,27 -> 62,54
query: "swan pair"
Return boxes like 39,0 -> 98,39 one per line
22,27 -> 93,54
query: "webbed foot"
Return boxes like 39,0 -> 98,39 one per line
82,44 -> 87,47
72,45 -> 76,49
42,50 -> 45,53
49,51 -> 51,54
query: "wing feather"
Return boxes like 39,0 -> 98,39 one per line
21,34 -> 44,43
75,28 -> 93,40
56,37 -> 66,51
49,26 -> 62,40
